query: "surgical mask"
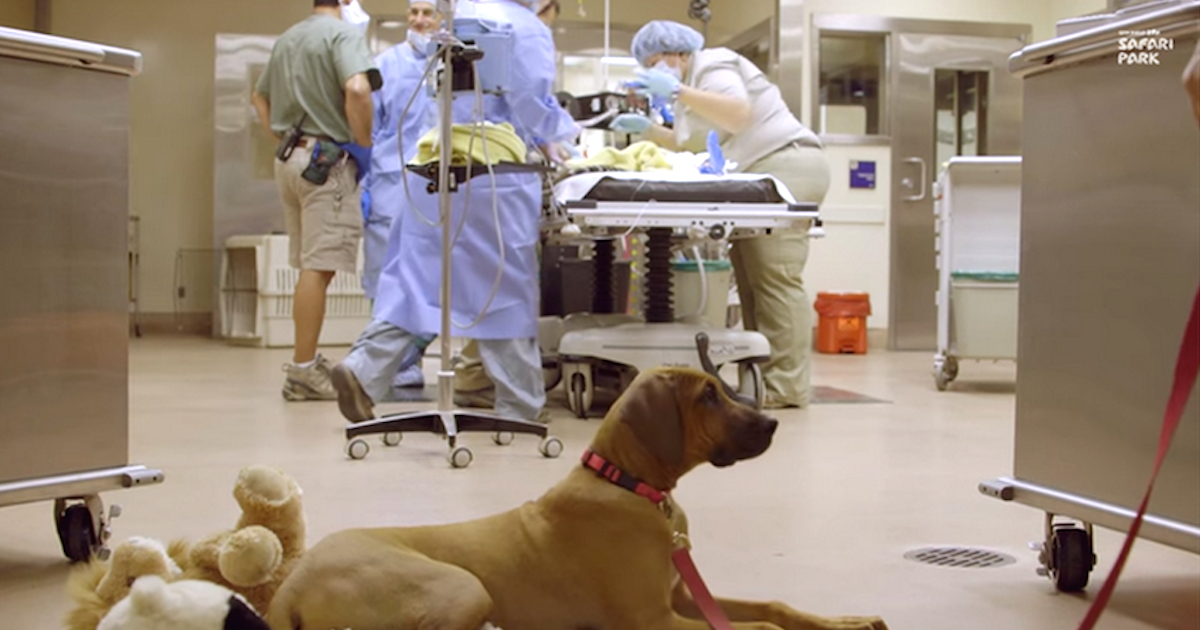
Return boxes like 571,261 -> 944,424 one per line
341,0 -> 371,31
408,29 -> 432,56
653,60 -> 683,82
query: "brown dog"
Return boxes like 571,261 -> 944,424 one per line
267,367 -> 887,630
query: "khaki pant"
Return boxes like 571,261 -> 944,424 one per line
274,143 -> 363,272
731,144 -> 830,407
455,339 -> 494,392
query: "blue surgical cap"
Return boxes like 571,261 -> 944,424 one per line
631,21 -> 706,67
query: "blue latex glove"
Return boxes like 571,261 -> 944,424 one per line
651,95 -> 675,125
611,113 -> 652,134
337,142 -> 372,185
699,130 -> 726,175
634,67 -> 682,99
361,188 -> 372,221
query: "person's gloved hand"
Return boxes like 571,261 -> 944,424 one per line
611,113 -> 652,134
542,142 -> 582,165
634,67 -> 682,99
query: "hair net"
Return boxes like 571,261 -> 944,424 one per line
631,20 -> 705,66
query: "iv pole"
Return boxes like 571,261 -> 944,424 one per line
344,0 -> 563,468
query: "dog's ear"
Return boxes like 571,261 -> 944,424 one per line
617,370 -> 685,466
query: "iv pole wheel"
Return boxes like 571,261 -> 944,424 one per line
449,446 -> 474,469
382,432 -> 403,447
539,436 -> 564,459
346,439 -> 370,460
492,431 -> 515,446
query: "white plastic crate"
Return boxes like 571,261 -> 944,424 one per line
219,234 -> 372,348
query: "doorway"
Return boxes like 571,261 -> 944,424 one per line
812,17 -> 1029,350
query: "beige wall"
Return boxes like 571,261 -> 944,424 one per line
0,0 -> 34,30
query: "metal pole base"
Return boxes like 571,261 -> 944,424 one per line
344,411 -> 563,468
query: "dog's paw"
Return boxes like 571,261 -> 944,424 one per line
829,616 -> 888,630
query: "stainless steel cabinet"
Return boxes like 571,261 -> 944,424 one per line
982,1 -> 1200,593
0,26 -> 164,562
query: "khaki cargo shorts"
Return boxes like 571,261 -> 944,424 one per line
273,142 -> 363,273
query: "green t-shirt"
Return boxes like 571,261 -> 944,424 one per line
255,14 -> 379,143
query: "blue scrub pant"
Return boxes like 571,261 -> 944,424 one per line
342,319 -> 545,422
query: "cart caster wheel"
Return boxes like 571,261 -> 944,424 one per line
539,436 -> 564,459
381,432 -> 403,447
934,356 -> 958,391
737,362 -> 764,410
56,504 -> 97,563
493,431 -> 515,446
346,439 -> 370,460
449,446 -> 474,469
945,356 -> 959,380
1049,526 -> 1095,592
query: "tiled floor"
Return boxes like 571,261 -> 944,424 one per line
0,336 -> 1196,629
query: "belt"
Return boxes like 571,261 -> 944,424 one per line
295,135 -> 337,148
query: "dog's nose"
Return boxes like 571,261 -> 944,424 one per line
762,418 -> 778,436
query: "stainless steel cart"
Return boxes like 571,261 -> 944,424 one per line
0,27 -> 164,561
933,157 -> 1022,390
980,1 -> 1200,593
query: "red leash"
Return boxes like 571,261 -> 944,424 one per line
1076,288 -> 1200,630
672,546 -> 736,630
581,450 -> 735,629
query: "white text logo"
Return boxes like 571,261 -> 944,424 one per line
1117,29 -> 1174,65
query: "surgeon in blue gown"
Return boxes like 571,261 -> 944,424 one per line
332,0 -> 579,424
361,0 -> 441,390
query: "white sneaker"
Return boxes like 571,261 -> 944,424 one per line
281,355 -> 336,401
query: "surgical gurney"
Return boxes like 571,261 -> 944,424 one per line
550,171 -> 822,417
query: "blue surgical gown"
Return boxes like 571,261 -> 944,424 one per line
374,0 -> 578,339
361,41 -> 435,301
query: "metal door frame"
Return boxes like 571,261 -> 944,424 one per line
810,16 -> 1030,350
809,15 -> 1031,135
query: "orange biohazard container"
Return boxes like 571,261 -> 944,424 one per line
814,292 -> 872,354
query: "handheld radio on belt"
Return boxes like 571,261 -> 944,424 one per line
274,113 -> 308,162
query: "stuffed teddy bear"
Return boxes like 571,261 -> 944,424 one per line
66,465 -> 306,630
97,575 -> 269,630
66,537 -> 186,630
179,465 -> 307,615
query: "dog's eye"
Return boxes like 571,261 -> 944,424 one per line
703,384 -> 719,404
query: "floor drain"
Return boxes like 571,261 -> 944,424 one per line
904,546 -> 1017,569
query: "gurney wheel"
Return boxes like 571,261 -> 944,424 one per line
346,439 -> 370,460
382,432 -> 403,447
569,372 -> 589,419
539,436 -> 564,459
56,503 -> 97,563
737,362 -> 765,411
493,431 -> 515,446
449,446 -> 474,469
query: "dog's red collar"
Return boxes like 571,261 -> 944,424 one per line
580,449 -> 668,506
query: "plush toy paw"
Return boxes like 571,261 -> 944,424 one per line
232,465 -> 306,554
97,575 -> 269,630
217,525 -> 283,588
